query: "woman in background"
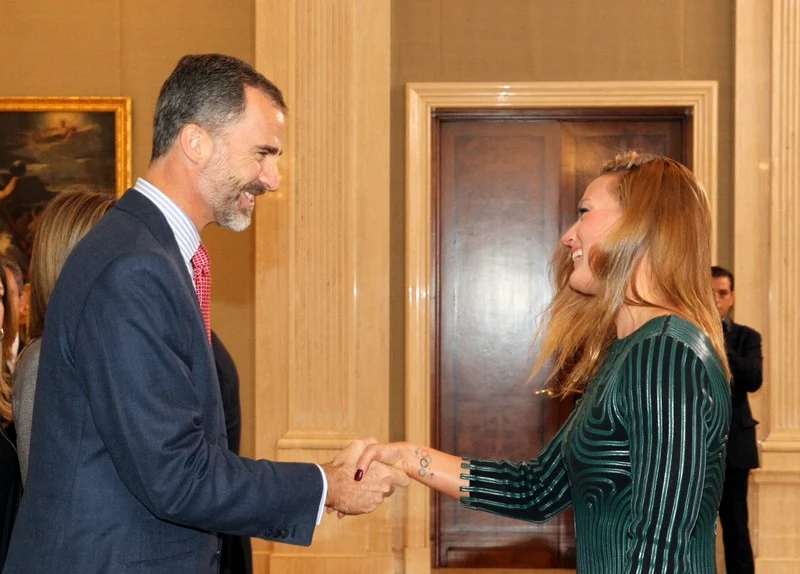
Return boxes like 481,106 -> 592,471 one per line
356,152 -> 732,573
12,187 -> 115,483
0,256 -> 23,377
0,264 -> 21,569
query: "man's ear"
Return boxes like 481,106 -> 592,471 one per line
178,124 -> 212,166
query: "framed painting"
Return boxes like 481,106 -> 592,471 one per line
0,97 -> 131,274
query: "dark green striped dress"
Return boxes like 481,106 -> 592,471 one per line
461,315 -> 731,573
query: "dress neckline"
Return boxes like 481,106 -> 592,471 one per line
611,313 -> 677,348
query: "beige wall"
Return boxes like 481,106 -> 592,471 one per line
0,0 -> 258,457
1,0 -> 736,503
390,0 -> 734,440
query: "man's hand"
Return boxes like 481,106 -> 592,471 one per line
356,442 -> 470,501
321,439 -> 409,517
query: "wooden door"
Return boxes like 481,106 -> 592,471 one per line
434,109 -> 691,569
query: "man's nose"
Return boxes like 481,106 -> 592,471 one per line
260,164 -> 281,191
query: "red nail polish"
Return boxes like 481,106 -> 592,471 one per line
354,469 -> 364,481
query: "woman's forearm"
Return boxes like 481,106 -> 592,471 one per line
399,443 -> 469,500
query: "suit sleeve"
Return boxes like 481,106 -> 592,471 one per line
622,335 -> 721,573
73,254 -> 322,544
459,408 -> 575,522
726,327 -> 763,395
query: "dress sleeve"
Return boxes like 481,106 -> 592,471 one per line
10,338 -> 41,485
459,408 -> 575,522
622,334 -> 715,572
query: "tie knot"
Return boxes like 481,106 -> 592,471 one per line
191,243 -> 210,272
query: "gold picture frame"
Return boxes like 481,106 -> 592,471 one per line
0,96 -> 131,273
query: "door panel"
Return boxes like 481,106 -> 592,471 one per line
434,111 -> 690,569
560,120 -> 689,202
437,120 -> 573,568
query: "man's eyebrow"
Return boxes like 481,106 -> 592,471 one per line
257,145 -> 282,156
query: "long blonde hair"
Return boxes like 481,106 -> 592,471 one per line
534,152 -> 729,395
0,257 -> 21,373
28,186 -> 116,339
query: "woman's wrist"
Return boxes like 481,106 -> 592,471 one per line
407,444 -> 438,482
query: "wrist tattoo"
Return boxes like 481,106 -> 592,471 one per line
415,447 -> 435,479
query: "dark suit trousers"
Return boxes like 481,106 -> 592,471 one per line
719,465 -> 754,574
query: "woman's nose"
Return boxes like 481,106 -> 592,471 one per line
561,222 -> 577,246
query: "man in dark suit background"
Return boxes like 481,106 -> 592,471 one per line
212,331 -> 252,574
4,54 -> 406,573
712,265 -> 763,574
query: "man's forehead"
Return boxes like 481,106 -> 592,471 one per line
244,86 -> 282,112
712,277 -> 732,292
243,91 -> 284,130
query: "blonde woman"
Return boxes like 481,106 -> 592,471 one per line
356,153 -> 732,573
0,257 -> 23,377
0,266 -> 12,425
12,187 -> 115,483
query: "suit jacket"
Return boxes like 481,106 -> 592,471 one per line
5,190 -> 322,573
724,319 -> 763,469
211,331 -> 253,574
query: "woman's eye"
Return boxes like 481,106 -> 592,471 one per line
578,207 -> 589,217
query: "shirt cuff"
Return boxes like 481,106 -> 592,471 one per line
315,464 -> 328,525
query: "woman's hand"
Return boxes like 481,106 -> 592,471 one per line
354,441 -> 411,481
354,442 -> 468,500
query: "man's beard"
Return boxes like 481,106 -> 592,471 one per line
201,156 -> 266,232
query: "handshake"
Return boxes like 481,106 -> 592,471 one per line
320,439 -> 410,517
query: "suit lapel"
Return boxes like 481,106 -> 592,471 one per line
115,188 -> 196,295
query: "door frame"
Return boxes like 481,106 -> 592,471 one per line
403,81 -> 718,574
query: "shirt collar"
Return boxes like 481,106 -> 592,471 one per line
133,178 -> 201,267
722,314 -> 733,332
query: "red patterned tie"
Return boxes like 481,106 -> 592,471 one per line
191,243 -> 212,343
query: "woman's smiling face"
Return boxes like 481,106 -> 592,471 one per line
560,174 -> 624,295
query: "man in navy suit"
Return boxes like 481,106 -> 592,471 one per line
712,266 -> 763,574
4,54 -> 405,573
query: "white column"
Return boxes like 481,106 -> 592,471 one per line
738,0 -> 800,571
253,1 -> 393,572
